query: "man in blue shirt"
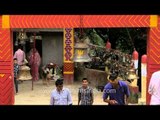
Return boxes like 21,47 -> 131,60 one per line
103,72 -> 130,105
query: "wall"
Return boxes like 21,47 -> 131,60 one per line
0,15 -> 14,105
42,32 -> 63,67
146,15 -> 160,104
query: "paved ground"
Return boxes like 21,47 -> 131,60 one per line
15,80 -> 106,105
15,80 -> 142,105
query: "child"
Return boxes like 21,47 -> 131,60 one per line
78,78 -> 94,105
13,58 -> 19,94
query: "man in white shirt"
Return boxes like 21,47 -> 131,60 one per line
148,70 -> 160,105
50,79 -> 72,105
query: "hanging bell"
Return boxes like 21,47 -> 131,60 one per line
30,37 -> 34,43
17,29 -> 28,45
18,65 -> 32,81
127,68 -> 139,81
73,42 -> 92,62
15,40 -> 18,46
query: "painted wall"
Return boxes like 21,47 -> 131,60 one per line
0,15 -> 14,105
146,16 -> 160,104
42,32 -> 63,67
63,28 -> 74,84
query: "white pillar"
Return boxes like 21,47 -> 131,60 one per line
139,54 -> 147,105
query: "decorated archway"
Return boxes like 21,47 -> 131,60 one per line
0,15 -> 160,105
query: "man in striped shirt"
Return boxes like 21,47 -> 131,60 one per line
78,78 -> 94,105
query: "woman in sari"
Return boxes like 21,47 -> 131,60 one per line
28,48 -> 41,81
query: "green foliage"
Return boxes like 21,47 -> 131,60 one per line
74,28 -> 105,46
74,28 -> 147,55
89,29 -> 105,46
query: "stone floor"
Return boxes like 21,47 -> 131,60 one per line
15,80 -> 142,105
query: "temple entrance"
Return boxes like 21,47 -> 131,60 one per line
12,29 -> 64,104
0,15 -> 159,105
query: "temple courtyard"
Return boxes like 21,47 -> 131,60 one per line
14,80 -> 141,105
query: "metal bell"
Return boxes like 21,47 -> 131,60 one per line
127,68 -> 139,81
17,29 -> 28,45
73,42 -> 91,62
18,65 -> 32,81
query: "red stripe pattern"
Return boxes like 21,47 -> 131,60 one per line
147,16 -> 160,104
0,74 -> 14,105
63,63 -> 74,72
0,29 -> 12,61
0,29 -> 14,105
10,15 -> 150,28
149,19 -> 160,64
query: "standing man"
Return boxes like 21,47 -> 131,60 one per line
14,45 -> 25,66
148,70 -> 160,105
50,79 -> 72,105
78,78 -> 94,105
103,73 -> 130,105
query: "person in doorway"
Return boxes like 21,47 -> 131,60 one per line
13,58 -> 19,94
103,72 -> 130,105
14,45 -> 25,66
148,70 -> 160,105
50,79 -> 72,105
78,78 -> 94,105
28,48 -> 41,81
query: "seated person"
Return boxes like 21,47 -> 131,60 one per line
42,63 -> 58,86
42,63 -> 54,85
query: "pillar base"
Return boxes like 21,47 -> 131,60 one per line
138,98 -> 146,105
63,74 -> 74,84
128,85 -> 139,104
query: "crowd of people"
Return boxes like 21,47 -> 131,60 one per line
13,45 -> 59,94
13,45 -> 160,105
49,70 -> 160,105
50,74 -> 130,105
